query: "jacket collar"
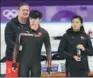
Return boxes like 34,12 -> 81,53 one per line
66,26 -> 85,35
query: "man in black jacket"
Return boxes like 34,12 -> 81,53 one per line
0,2 -> 30,62
12,10 -> 52,77
58,15 -> 93,77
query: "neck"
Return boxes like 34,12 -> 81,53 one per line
73,29 -> 80,32
30,25 -> 39,31
18,17 -> 27,24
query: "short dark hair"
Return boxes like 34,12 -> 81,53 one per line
18,2 -> 29,9
71,15 -> 83,24
29,10 -> 42,19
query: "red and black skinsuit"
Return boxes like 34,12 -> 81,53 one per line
12,27 -> 51,77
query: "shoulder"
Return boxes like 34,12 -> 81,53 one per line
6,18 -> 17,28
40,27 -> 49,34
62,33 -> 69,38
82,32 -> 89,38
80,32 -> 90,42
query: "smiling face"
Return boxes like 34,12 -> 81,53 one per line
29,18 -> 41,26
18,5 -> 30,19
71,18 -> 82,32
29,10 -> 42,30
29,18 -> 41,29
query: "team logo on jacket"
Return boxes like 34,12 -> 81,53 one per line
34,32 -> 42,37
80,36 -> 84,40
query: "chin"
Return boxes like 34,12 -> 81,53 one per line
23,16 -> 28,19
74,29 -> 79,31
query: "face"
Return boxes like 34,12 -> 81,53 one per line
18,5 -> 30,19
29,18 -> 41,27
71,18 -> 82,31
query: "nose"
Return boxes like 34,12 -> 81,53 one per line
73,23 -> 77,26
24,9 -> 29,13
31,20 -> 35,24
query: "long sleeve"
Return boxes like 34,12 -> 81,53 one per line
44,31 -> 51,67
5,22 -> 15,49
44,32 -> 51,57
12,33 -> 22,63
58,34 -> 73,59
84,36 -> 93,56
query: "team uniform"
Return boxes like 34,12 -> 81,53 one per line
58,27 -> 93,77
13,26 -> 51,77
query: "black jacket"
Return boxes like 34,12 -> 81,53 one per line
58,26 -> 93,71
5,17 -> 29,61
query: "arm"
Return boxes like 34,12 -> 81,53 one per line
84,36 -> 93,56
12,33 -> 23,70
12,34 -> 20,70
5,22 -> 15,48
44,32 -> 52,68
58,34 -> 74,59
12,34 -> 21,63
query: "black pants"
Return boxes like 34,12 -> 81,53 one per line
18,61 -> 41,77
69,70 -> 88,77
